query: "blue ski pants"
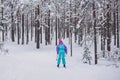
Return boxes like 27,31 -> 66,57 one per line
57,51 -> 66,65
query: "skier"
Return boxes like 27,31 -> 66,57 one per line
56,40 -> 67,68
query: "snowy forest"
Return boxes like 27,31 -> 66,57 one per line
0,0 -> 120,63
0,0 -> 120,80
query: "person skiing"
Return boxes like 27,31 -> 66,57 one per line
56,40 -> 67,68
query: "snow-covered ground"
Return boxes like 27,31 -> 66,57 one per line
0,40 -> 120,80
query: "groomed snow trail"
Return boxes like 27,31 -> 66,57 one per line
0,42 -> 120,80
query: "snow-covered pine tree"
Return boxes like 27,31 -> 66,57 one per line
0,28 -> 8,55
82,46 -> 92,65
0,41 -> 8,55
0,26 -> 4,54
0,40 -> 3,54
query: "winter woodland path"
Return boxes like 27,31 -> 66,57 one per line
0,42 -> 120,80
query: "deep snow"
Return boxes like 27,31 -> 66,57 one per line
0,40 -> 120,80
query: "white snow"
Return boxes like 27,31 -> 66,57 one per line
0,40 -> 120,80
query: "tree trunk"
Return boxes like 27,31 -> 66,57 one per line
93,1 -> 97,64
106,4 -> 111,52
102,0 -> 106,58
21,14 -> 24,45
116,0 -> 119,48
17,22 -> 20,44
1,6 -> 4,42
36,20 -> 40,48
17,10 -> 20,44
40,10 -> 42,44
26,14 -> 29,44
35,7 -> 38,43
113,1 -> 116,45
55,16 -> 58,45
11,4 -> 15,42
70,0 -> 73,57
70,29 -> 72,57
48,10 -> 51,44
31,12 -> 33,41
74,1 -> 77,43
58,18 -> 60,39
45,18 -> 48,45
101,25 -> 106,57
36,5 -> 40,48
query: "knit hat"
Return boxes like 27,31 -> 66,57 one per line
59,40 -> 63,44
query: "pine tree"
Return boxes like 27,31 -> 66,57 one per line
82,46 -> 92,65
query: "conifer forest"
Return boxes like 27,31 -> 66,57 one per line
0,0 -> 120,65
